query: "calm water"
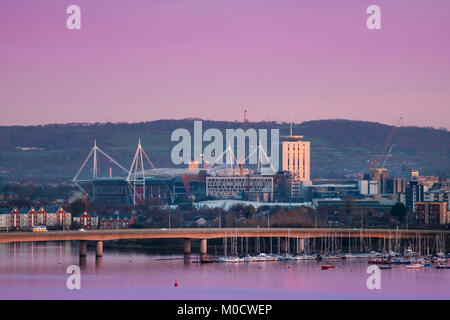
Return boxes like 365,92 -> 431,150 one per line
0,242 -> 449,300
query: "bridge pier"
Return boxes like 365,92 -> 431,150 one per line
200,239 -> 207,255
184,238 -> 191,254
96,241 -> 103,257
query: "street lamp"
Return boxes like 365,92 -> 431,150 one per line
168,211 -> 171,229
219,211 -> 221,229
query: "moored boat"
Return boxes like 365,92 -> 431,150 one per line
321,265 -> 334,270
379,265 -> 392,270
406,263 -> 424,269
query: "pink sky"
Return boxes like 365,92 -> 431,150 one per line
0,0 -> 449,128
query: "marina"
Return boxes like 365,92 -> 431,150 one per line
209,252 -> 449,270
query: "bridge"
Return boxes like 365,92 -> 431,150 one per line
0,228 -> 448,261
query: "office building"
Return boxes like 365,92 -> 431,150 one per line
281,135 -> 310,182
206,176 -> 273,200
406,180 -> 424,212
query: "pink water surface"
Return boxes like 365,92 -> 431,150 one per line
0,242 -> 448,300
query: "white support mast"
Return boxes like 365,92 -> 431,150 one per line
126,139 -> 157,205
208,142 -> 238,175
93,140 -> 98,180
256,140 -> 276,175
72,140 -> 128,195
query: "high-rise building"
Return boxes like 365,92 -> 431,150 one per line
281,135 -> 310,182
406,180 -> 424,212
375,168 -> 389,194
386,177 -> 406,194
358,179 -> 379,195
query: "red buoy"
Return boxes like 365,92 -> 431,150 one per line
174,280 -> 179,287
321,265 -> 335,270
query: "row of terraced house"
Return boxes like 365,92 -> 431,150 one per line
0,206 -> 132,231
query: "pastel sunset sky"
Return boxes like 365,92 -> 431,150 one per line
0,0 -> 449,128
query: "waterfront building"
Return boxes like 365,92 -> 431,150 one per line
25,207 -> 39,228
0,207 -> 72,230
38,206 -> 72,229
98,213 -> 132,229
9,208 -> 38,230
206,176 -> 273,200
415,201 -> 449,225
0,208 -> 12,230
73,211 -> 98,229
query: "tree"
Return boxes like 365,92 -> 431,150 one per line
242,205 -> 256,219
69,198 -> 88,215
344,196 -> 355,215
390,202 -> 407,223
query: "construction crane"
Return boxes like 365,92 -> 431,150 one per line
381,144 -> 394,168
370,117 -> 403,180
239,110 -> 247,176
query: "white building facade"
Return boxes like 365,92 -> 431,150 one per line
206,176 -> 273,200
0,207 -> 71,230
282,136 -> 310,182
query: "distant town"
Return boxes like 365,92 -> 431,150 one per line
0,119 -> 448,232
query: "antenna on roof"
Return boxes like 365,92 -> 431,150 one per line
289,112 -> 294,137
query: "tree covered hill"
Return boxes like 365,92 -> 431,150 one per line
0,119 -> 448,183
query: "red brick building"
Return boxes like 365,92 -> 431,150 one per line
415,201 -> 448,225
74,211 -> 98,229
99,214 -> 132,229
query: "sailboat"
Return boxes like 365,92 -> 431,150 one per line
406,263 -> 424,269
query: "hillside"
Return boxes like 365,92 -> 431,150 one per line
0,119 -> 448,183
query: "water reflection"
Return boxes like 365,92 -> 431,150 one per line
183,253 -> 191,265
95,256 -> 103,272
0,242 -> 449,300
79,256 -> 87,270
